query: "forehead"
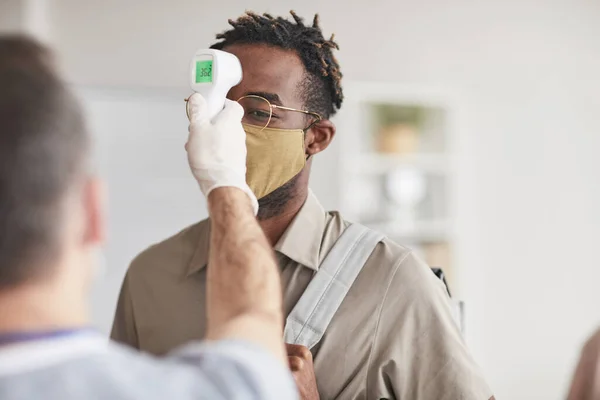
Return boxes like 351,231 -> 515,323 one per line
224,44 -> 306,106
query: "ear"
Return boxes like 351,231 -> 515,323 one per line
306,119 -> 336,156
82,177 -> 106,247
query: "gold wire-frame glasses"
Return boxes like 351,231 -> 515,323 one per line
237,94 -> 322,131
185,94 -> 322,131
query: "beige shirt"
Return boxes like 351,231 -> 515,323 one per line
112,192 -> 492,400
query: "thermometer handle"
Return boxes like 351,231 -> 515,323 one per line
202,86 -> 230,121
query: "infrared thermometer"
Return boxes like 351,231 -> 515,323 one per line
187,49 -> 242,120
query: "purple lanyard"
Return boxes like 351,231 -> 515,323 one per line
0,328 -> 93,346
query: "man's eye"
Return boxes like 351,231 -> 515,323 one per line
248,110 -> 271,120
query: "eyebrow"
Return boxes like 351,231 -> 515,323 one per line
245,91 -> 283,105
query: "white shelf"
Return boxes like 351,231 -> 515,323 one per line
358,219 -> 453,242
335,81 -> 463,296
343,153 -> 453,175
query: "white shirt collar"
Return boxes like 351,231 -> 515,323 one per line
0,332 -> 108,376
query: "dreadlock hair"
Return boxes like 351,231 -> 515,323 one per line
211,10 -> 343,119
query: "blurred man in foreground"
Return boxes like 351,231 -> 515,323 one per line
0,35 -> 296,399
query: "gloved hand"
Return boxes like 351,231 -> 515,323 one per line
186,93 -> 258,215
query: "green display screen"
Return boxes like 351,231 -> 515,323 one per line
195,60 -> 213,83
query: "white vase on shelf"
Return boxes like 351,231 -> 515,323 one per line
385,167 -> 427,229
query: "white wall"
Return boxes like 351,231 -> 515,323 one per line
0,0 -> 52,39
45,1 -> 600,399
0,0 -> 25,32
78,87 -> 206,336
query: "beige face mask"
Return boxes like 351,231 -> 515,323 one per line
243,123 -> 306,200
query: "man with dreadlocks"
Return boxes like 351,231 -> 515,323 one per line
112,11 -> 494,400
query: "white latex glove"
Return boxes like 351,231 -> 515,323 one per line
186,93 -> 258,215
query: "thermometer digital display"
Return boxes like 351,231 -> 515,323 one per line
195,60 -> 213,83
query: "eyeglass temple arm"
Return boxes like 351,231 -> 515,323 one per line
272,104 -> 322,121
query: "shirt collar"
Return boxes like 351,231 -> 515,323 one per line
185,190 -> 327,277
0,332 -> 107,376
272,190 -> 326,271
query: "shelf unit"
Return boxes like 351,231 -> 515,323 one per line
335,82 -> 460,290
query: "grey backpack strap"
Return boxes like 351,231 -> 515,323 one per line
283,223 -> 385,349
